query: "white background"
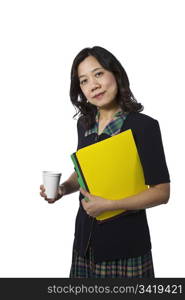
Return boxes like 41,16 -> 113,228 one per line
0,0 -> 184,277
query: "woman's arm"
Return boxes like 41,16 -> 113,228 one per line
60,171 -> 80,196
80,183 -> 170,217
109,182 -> 170,211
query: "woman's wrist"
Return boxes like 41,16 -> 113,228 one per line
59,183 -> 67,196
107,199 -> 116,211
59,181 -> 76,196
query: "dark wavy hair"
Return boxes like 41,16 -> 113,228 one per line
70,46 -> 144,130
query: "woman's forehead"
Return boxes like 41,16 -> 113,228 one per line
77,56 -> 103,77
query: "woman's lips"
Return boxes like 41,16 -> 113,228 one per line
94,91 -> 105,99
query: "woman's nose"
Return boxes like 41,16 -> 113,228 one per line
90,78 -> 101,91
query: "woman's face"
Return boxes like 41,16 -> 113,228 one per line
77,56 -> 118,109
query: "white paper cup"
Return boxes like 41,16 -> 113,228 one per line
42,171 -> 62,199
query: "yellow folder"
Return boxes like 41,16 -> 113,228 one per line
71,129 -> 148,222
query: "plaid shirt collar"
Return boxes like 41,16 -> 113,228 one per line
84,110 -> 129,137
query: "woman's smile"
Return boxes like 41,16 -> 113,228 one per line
93,91 -> 106,100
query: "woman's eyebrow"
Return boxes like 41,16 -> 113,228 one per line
79,67 -> 104,79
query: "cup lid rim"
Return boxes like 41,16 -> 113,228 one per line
43,171 -> 61,176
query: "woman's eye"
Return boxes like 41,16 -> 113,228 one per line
80,72 -> 103,85
95,71 -> 103,77
80,79 -> 87,85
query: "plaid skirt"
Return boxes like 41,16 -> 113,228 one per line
69,245 -> 155,278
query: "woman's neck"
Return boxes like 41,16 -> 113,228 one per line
98,105 -> 122,122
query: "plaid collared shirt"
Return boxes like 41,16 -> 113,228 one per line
84,110 -> 129,137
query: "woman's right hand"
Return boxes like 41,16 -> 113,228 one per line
40,184 -> 65,203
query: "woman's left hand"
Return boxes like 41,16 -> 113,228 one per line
80,187 -> 112,217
